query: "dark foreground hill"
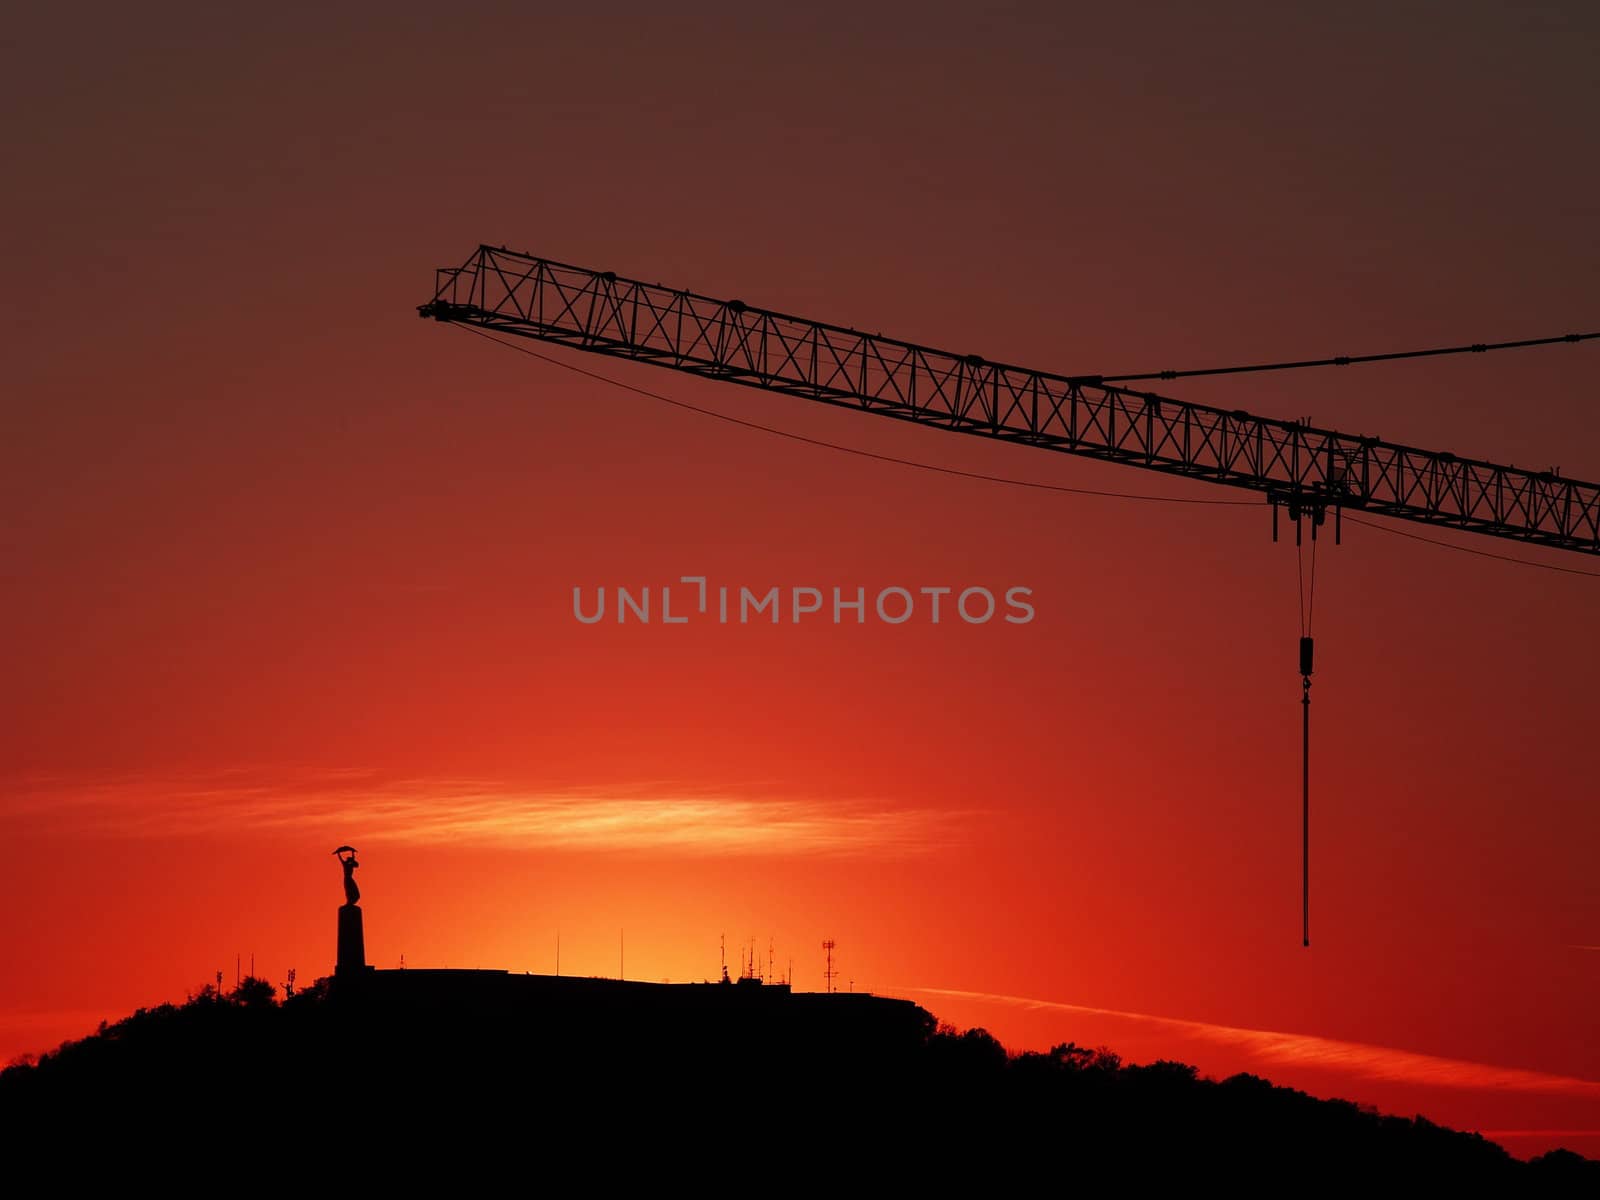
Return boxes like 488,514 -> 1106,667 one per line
3,970 -> 1595,1187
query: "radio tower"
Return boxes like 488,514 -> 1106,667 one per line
821,939 -> 838,994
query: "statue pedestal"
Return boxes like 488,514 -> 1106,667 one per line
337,904 -> 367,975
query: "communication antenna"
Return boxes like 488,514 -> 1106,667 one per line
720,933 -> 728,983
822,939 -> 838,994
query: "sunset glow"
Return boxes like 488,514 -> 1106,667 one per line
5,0 -> 1598,1165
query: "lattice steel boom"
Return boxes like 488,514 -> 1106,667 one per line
419,244 -> 1600,555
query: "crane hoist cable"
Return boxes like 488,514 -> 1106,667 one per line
1297,526 -> 1319,949
1280,496 -> 1325,946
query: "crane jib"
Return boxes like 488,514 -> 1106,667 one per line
419,244 -> 1600,557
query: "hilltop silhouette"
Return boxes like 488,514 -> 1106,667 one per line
3,971 -> 1594,1186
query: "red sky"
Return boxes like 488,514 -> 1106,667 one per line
4,1 -> 1598,1159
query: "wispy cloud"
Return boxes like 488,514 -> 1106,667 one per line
1,768 -> 951,856
910,987 -> 1600,1097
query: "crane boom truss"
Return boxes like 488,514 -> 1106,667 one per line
420,245 -> 1600,555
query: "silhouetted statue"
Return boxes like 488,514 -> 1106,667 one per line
333,846 -> 360,906
332,847 -> 368,976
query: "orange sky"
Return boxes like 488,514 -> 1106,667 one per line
3,1 -> 1598,1159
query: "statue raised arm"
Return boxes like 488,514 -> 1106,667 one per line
333,846 -> 360,906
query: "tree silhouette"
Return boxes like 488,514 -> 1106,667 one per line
231,977 -> 276,1008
